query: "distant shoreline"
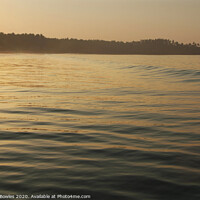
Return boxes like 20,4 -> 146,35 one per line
0,51 -> 200,56
0,32 -> 200,55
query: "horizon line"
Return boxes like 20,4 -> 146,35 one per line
1,31 -> 199,45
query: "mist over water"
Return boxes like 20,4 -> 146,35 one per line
0,54 -> 199,200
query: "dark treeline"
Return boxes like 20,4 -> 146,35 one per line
0,32 -> 200,54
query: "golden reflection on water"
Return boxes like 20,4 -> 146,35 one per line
0,54 -> 200,138
0,54 -> 200,199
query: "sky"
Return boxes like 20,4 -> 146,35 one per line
0,0 -> 200,43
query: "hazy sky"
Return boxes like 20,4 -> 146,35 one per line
0,0 -> 200,43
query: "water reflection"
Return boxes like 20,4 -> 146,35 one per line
0,54 -> 200,199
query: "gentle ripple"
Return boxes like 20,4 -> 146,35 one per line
0,54 -> 200,200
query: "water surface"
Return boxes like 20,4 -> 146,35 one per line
0,54 -> 200,200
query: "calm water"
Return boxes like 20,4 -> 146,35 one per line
0,54 -> 200,200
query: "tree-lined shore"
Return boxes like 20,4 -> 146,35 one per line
0,32 -> 200,55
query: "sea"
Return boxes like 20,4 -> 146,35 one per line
0,54 -> 199,200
